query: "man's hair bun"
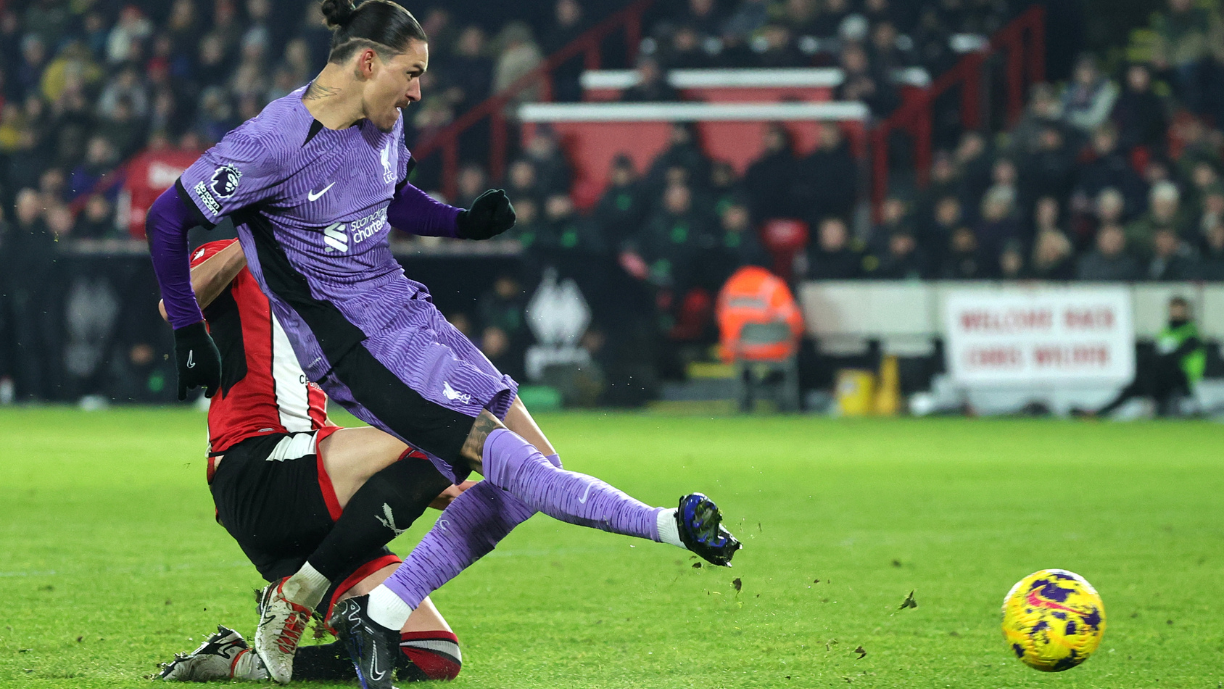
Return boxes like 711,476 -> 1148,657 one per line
320,0 -> 359,28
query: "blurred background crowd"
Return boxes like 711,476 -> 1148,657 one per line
0,0 -> 1220,407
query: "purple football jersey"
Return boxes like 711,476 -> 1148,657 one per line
178,86 -> 459,382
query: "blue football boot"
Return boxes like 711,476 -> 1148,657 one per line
676,493 -> 742,566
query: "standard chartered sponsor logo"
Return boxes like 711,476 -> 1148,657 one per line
320,207 -> 387,253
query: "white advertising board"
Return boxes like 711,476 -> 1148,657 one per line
943,288 -> 1135,385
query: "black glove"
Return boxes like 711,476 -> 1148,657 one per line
173,321 -> 222,401
456,189 -> 516,240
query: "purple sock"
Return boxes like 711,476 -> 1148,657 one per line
482,429 -> 662,542
382,480 -> 535,608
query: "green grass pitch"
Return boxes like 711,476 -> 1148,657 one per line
2,407 -> 1222,688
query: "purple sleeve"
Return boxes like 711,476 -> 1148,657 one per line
146,185 -> 203,329
387,182 -> 461,238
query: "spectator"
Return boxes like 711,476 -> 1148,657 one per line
796,122 -> 858,223
523,127 -> 572,196
543,0 -> 587,102
1029,229 -> 1076,280
705,161 -> 745,218
1146,227 -> 1199,281
836,43 -> 899,117
1127,181 -> 1187,252
23,0 -> 70,50
638,182 -> 710,289
541,192 -> 603,256
507,197 -> 541,250
1077,224 -> 1142,281
752,24 -> 802,68
680,0 -> 724,38
622,55 -> 678,102
1021,125 -> 1075,208
807,217 -> 863,279
1185,160 -> 1220,219
1079,186 -> 1130,251
954,130 -> 993,215
1073,123 -> 1146,213
74,193 -> 115,239
69,136 -> 118,198
723,0 -> 770,41
493,22 -> 544,105
1197,187 -> 1224,239
594,155 -> 647,250
448,26 -> 493,111
1150,0 -> 1223,112
1031,196 -> 1064,239
645,122 -> 708,190
811,0 -> 853,37
940,225 -> 986,280
507,158 -> 542,208
196,33 -> 234,90
16,35 -> 48,101
1010,83 -> 1065,156
869,21 -> 915,72
1061,54 -> 1119,133
477,274 -> 529,382
921,195 -> 962,268
1200,222 -> 1224,280
704,201 -> 769,288
744,123 -> 799,221
974,186 -> 1021,266
872,228 -> 925,280
455,163 -> 488,208
106,5 -> 153,65
5,188 -> 62,400
666,24 -> 713,70
1112,63 -> 1168,155
95,96 -> 145,158
998,240 -> 1026,280
871,196 -> 913,250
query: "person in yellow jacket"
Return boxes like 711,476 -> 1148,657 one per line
1077,297 -> 1207,418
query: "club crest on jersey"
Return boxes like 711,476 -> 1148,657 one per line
380,141 -> 395,183
210,165 -> 242,199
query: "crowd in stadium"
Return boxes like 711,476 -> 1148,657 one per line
1,0 -> 1223,404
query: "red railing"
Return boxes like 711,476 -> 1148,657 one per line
871,5 -> 1046,211
412,0 -> 654,201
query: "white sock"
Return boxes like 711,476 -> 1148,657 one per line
656,508 -> 685,549
282,562 -> 330,610
366,584 -> 414,632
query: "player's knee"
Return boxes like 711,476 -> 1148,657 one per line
399,630 -> 462,681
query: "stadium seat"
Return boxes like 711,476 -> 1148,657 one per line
758,218 -> 809,281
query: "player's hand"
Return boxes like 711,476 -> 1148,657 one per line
428,480 -> 479,510
456,189 -> 515,240
173,321 -> 222,401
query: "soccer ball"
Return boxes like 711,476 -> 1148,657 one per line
1001,569 -> 1105,672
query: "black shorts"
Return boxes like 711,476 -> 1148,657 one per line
209,429 -> 403,616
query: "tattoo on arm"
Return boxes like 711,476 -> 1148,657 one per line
461,411 -> 504,464
304,83 -> 341,100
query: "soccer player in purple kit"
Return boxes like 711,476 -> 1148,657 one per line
145,2 -> 742,686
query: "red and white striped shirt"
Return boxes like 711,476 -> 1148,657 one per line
193,239 -> 330,454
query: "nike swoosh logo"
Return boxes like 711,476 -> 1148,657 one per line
186,351 -> 195,369
307,182 -> 335,201
578,483 -> 592,504
369,637 -> 385,681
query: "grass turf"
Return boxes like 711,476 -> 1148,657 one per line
1,407 -> 1222,688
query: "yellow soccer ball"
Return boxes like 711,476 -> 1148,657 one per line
1001,569 -> 1106,671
